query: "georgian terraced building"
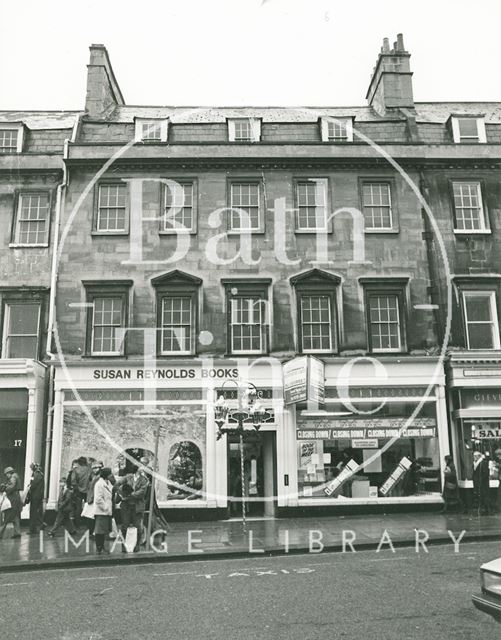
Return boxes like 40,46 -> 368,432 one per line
1,34 -> 501,518
0,110 -> 78,502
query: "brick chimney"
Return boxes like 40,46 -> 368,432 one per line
366,34 -> 414,116
85,44 -> 125,118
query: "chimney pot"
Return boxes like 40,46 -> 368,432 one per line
397,33 -> 405,51
382,37 -> 390,53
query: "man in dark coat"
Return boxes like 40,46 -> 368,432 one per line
472,451 -> 490,515
26,462 -> 45,534
70,457 -> 92,526
0,467 -> 22,538
131,466 -> 149,552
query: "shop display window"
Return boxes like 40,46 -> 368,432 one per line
457,420 -> 501,482
297,402 -> 441,499
167,440 -> 203,500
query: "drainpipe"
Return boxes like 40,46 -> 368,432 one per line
43,113 -> 80,504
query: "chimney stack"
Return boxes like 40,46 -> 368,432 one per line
366,34 -> 414,116
84,44 -> 125,118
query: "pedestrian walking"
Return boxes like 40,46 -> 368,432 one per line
25,462 -> 45,534
131,463 -> 149,552
472,451 -> 490,515
493,449 -> 501,513
47,479 -> 77,537
82,461 -> 103,535
70,457 -> 92,527
0,467 -> 23,539
117,481 -> 137,553
93,467 -> 114,555
441,455 -> 460,512
140,456 -> 170,536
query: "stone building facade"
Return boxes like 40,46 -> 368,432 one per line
2,34 -> 500,518
0,110 -> 78,498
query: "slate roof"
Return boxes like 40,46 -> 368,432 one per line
0,111 -> 80,129
103,103 -> 501,124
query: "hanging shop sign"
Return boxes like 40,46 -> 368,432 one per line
283,356 -> 325,405
324,459 -> 358,496
379,457 -> 413,496
296,416 -> 436,440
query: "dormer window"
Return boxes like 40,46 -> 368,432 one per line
451,116 -> 486,144
320,117 -> 353,142
134,118 -> 168,143
228,118 -> 261,142
0,123 -> 24,153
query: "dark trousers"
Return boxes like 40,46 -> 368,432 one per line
473,489 -> 489,515
95,533 -> 105,552
0,510 -> 21,538
49,510 -> 76,535
29,499 -> 45,533
120,506 -> 143,551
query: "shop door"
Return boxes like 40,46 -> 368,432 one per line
227,432 -> 276,518
0,419 -> 28,487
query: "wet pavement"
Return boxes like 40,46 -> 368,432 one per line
1,511 -> 500,571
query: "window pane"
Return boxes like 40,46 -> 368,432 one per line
369,295 -> 401,351
164,183 -> 193,231
16,194 -> 50,244
92,297 -> 123,353
296,181 -> 327,230
468,325 -> 494,349
465,296 -> 491,322
5,336 -> 38,359
7,304 -> 40,334
97,184 -> 127,232
300,295 -> 332,351
458,119 -> 479,139
230,184 -> 260,230
230,296 -> 263,352
0,129 -> 18,152
161,297 -> 192,352
362,183 -> 392,229
452,182 -> 484,231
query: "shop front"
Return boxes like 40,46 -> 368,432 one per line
280,357 -> 449,514
448,352 -> 501,508
48,360 -> 284,519
0,359 -> 47,515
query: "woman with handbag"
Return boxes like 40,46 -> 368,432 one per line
442,455 -> 460,513
93,467 -> 114,554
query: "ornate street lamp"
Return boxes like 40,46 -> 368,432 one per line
214,380 -> 270,534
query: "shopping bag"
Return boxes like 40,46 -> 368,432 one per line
124,526 -> 137,553
109,517 -> 119,539
81,502 -> 95,520
0,492 -> 11,512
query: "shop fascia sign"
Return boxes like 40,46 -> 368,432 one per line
460,388 -> 501,409
296,416 -> 437,440
283,356 -> 325,405
90,365 -> 240,381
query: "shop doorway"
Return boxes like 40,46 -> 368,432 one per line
227,431 -> 276,519
0,419 -> 28,487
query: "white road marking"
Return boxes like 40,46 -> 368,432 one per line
0,582 -> 33,587
76,576 -> 117,582
153,571 -> 196,576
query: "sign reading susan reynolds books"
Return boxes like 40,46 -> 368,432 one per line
283,356 -> 325,405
